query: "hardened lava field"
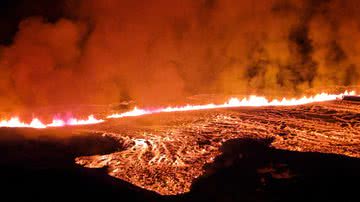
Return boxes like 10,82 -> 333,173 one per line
75,100 -> 360,195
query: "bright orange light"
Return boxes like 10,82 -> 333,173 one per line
0,115 -> 104,129
0,91 -> 357,129
67,115 -> 105,126
107,91 -> 357,119
0,117 -> 46,128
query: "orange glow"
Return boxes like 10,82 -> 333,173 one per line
0,117 -> 47,129
67,115 -> 105,126
0,115 -> 104,129
0,91 -> 357,129
107,91 -> 357,119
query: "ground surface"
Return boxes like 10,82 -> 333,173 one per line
76,99 -> 360,195
1,99 -> 359,201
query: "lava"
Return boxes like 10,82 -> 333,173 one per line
107,91 -> 357,119
0,115 -> 104,129
0,117 -> 47,129
1,90 -> 359,195
0,91 -> 357,129
76,98 -> 360,195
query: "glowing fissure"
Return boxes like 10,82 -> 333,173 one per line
107,91 -> 356,119
0,91 -> 357,128
0,115 -> 104,129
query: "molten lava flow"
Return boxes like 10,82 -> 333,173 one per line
0,117 -> 47,129
77,98 -> 360,195
0,91 -> 357,129
0,115 -> 104,129
67,115 -> 105,126
107,91 -> 357,119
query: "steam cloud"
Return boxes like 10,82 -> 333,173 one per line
0,0 -> 359,111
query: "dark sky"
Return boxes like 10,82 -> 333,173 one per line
0,0 -> 65,44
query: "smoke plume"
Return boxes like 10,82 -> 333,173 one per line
0,0 -> 359,111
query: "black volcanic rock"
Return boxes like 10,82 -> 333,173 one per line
182,138 -> 360,202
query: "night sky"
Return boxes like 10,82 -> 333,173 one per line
0,0 -> 67,45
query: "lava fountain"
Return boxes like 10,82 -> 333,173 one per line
107,91 -> 357,119
0,115 -> 104,129
0,91 -> 357,129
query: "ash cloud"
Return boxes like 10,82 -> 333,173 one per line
0,0 -> 359,111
